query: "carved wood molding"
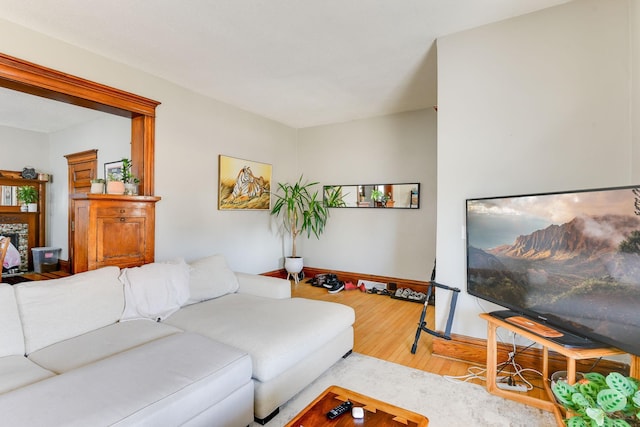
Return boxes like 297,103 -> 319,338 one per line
0,53 -> 159,117
0,52 -> 160,195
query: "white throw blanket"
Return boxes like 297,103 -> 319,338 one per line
119,261 -> 190,322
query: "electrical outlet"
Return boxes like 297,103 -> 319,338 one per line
496,382 -> 527,392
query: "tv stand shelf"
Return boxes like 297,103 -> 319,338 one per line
480,313 -> 634,426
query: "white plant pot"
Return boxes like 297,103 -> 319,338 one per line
284,257 -> 304,274
90,182 -> 105,194
106,181 -> 125,195
27,203 -> 37,212
124,183 -> 138,195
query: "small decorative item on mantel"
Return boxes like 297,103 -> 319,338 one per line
21,167 -> 37,180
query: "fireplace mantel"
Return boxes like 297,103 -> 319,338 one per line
0,171 -> 47,271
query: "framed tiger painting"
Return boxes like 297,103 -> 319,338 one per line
218,155 -> 272,210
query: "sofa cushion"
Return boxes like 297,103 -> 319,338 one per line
165,294 -> 355,382
120,260 -> 190,321
0,333 -> 253,427
0,355 -> 55,395
14,266 -> 123,354
236,272 -> 291,299
0,284 -> 24,357
186,254 -> 239,304
28,319 -> 182,374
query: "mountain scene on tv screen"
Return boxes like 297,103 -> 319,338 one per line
467,187 -> 640,339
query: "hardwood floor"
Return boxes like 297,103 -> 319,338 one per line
293,280 -> 557,403
291,281 -> 484,383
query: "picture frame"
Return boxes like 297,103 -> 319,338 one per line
218,155 -> 272,210
104,160 -> 123,181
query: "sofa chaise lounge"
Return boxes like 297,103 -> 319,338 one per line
0,254 -> 355,426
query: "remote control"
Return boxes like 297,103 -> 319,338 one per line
326,400 -> 353,420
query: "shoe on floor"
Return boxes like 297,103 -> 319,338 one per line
327,281 -> 345,294
358,283 -> 367,292
344,281 -> 357,291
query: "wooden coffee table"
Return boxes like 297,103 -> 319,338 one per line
284,385 -> 429,426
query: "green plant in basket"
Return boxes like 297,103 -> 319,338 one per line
552,372 -> 640,427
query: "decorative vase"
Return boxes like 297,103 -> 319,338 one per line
27,203 -> 37,212
106,181 -> 125,195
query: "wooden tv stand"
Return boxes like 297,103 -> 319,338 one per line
480,313 -> 635,426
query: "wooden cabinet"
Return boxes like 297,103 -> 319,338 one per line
70,194 -> 160,273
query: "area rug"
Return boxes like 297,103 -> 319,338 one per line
251,352 -> 555,427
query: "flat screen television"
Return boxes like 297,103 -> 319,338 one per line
466,185 -> 640,356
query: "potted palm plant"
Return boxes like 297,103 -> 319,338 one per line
270,175 -> 329,279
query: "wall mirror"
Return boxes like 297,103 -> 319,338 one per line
324,183 -> 419,209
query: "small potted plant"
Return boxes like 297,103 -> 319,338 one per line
121,158 -> 139,195
90,178 -> 105,194
552,371 -> 640,426
17,185 -> 38,212
106,172 -> 125,195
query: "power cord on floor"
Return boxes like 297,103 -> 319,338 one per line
444,331 -> 543,391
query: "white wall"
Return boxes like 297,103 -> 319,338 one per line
0,125 -> 48,171
0,115 -> 130,256
436,0 -> 632,339
0,18 -> 432,277
48,115 -> 130,258
0,18 -> 298,274
297,109 -> 437,280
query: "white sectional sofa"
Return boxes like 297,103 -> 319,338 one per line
0,255 -> 355,426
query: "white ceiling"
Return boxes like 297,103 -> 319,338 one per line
0,0 -> 572,130
0,86 -> 106,133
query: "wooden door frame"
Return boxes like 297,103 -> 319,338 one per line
0,52 -> 160,195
